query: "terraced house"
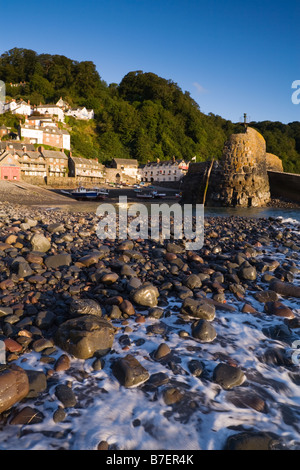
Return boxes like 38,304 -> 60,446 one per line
15,149 -> 47,178
19,118 -> 71,150
140,158 -> 189,183
68,155 -> 104,182
39,148 -> 68,178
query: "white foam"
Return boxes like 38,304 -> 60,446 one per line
0,240 -> 300,450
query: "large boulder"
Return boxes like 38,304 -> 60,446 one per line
0,365 -> 29,413
112,354 -> 149,388
180,298 -> 215,321
131,284 -> 159,307
45,253 -> 72,269
30,233 -> 51,253
192,319 -> 217,342
54,315 -> 115,359
269,280 -> 300,298
213,363 -> 245,390
70,298 -> 102,317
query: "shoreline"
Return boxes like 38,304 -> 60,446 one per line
0,200 -> 299,450
1,179 -> 300,211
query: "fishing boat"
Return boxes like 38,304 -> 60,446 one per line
70,186 -> 110,200
135,192 -> 154,199
151,190 -> 167,198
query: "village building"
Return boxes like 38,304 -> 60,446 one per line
105,158 -> 140,184
19,122 -> 44,144
3,99 -> 32,116
56,97 -> 70,111
19,118 -> 70,150
26,114 -> 54,127
34,104 -> 65,122
140,159 -> 189,183
16,150 -> 47,178
0,141 -> 35,153
42,125 -> 71,150
0,124 -> 9,138
0,149 -> 21,181
68,155 -> 104,181
39,148 -> 68,177
65,106 -> 94,120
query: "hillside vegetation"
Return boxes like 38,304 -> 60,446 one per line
0,47 -> 299,172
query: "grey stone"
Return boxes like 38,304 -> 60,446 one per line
55,384 -> 77,408
30,233 -> 51,253
54,315 -> 115,359
9,406 -> 44,425
70,298 -> 102,317
153,343 -> 171,360
112,354 -> 149,388
239,263 -> 257,281
53,407 -> 67,423
47,222 -> 65,233
270,280 -> 300,298
192,319 -> 217,342
131,284 -> 159,307
0,306 -> 13,317
213,363 -> 245,390
17,261 -> 34,278
181,298 -> 215,321
188,359 -> 204,377
45,253 -> 72,269
224,432 -> 278,450
26,370 -> 47,398
0,365 -> 30,413
35,310 -> 56,329
254,290 -> 279,303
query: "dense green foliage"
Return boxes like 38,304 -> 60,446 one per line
1,48 -> 299,172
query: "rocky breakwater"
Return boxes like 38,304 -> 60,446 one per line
0,201 -> 299,450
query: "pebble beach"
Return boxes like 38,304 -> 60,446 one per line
0,183 -> 300,451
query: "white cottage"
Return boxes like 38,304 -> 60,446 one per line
141,159 -> 189,183
35,104 -> 65,122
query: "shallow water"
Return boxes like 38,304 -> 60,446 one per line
35,200 -> 300,224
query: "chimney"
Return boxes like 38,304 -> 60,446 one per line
157,158 -> 160,163
22,145 -> 27,153
28,100 -> 30,105
38,146 -> 44,154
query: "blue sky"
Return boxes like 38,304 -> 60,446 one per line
0,0 -> 299,123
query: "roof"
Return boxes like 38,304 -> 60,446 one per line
113,158 -> 138,166
0,141 -> 36,152
16,150 -> 44,160
144,159 -> 188,167
43,126 -> 62,135
36,104 -> 62,109
42,150 -> 68,160
70,156 -> 103,166
27,115 -> 52,121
